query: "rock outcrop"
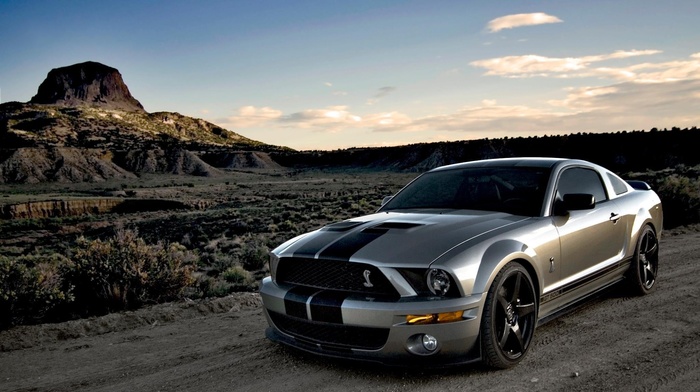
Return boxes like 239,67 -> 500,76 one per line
29,61 -> 145,112
0,198 -> 195,219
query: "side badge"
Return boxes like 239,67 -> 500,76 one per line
363,270 -> 374,288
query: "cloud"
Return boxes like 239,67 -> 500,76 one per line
487,13 -> 562,33
218,106 -> 283,128
367,86 -> 397,105
372,103 -> 556,133
362,111 -> 413,128
280,105 -> 362,131
374,86 -> 396,98
324,82 -> 333,87
212,52 -> 700,143
471,49 -> 666,79
370,79 -> 700,135
551,80 -> 700,118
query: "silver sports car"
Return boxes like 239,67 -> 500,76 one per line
260,158 -> 663,368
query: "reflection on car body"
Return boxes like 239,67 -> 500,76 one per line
260,158 -> 663,368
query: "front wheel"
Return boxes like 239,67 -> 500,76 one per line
480,262 -> 538,369
627,225 -> 659,295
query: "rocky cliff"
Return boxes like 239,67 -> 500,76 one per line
30,61 -> 145,112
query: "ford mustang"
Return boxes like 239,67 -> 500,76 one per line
260,158 -> 662,368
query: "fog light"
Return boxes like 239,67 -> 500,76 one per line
422,334 -> 438,352
406,333 -> 440,356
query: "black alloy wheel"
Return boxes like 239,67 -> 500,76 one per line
628,225 -> 659,295
481,262 -> 538,369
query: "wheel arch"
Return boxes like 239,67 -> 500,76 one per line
471,239 -> 542,299
629,206 -> 661,256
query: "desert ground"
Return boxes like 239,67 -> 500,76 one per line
0,226 -> 698,391
1,169 -> 699,392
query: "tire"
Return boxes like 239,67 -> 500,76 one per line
627,225 -> 659,295
480,262 -> 538,369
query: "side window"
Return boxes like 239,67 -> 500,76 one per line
607,172 -> 629,196
557,167 -> 608,204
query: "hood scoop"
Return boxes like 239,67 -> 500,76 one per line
361,222 -> 424,234
322,221 -> 366,232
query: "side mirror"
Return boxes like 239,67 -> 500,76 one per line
561,193 -> 595,212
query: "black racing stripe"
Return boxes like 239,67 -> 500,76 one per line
309,291 -> 347,324
323,221 -> 366,232
293,232 -> 344,258
284,286 -> 316,319
372,222 -> 422,230
318,228 -> 389,260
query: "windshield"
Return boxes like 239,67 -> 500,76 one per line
381,166 -> 551,216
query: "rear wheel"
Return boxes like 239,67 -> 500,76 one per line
480,262 -> 537,369
627,225 -> 659,295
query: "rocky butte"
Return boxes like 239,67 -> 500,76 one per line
29,61 -> 146,112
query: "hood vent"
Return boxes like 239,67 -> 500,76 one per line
366,222 -> 423,231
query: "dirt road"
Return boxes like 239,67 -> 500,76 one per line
1,229 -> 699,392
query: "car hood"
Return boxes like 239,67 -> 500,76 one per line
274,210 -> 529,267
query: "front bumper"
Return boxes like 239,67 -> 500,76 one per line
260,276 -> 486,366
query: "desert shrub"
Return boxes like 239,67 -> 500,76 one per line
222,265 -> 253,285
0,254 -> 73,329
277,220 -> 299,235
193,275 -> 231,297
626,167 -> 700,228
65,229 -> 196,315
240,238 -> 269,271
199,250 -> 237,272
655,174 -> 700,227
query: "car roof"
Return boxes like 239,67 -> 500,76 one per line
429,157 -> 570,172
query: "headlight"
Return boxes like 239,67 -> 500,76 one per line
426,269 -> 451,296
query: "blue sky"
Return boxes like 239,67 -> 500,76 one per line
1,0 -> 699,150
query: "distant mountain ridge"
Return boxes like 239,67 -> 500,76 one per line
270,127 -> 700,174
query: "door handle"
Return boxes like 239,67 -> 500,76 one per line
610,212 -> 621,223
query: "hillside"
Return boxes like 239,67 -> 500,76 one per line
0,103 -> 264,150
0,62 -> 288,183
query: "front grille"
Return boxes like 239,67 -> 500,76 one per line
269,311 -> 389,350
276,257 -> 398,297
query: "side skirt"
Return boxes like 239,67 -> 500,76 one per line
537,257 -> 633,326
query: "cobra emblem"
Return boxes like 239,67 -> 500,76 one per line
363,270 -> 374,288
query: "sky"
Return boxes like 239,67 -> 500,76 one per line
1,0 -> 699,150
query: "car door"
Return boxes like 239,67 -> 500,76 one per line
553,167 -> 627,285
